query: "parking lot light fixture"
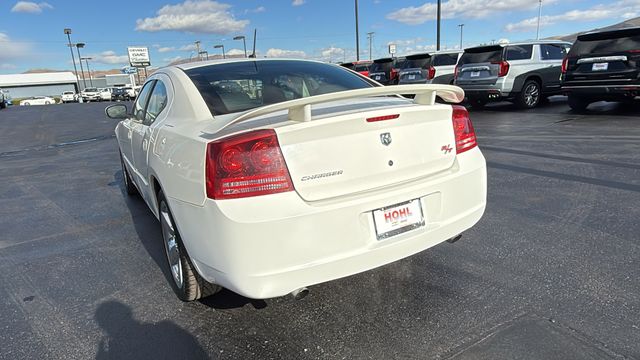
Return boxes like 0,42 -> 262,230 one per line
233,35 -> 247,58
64,28 -> 82,95
536,0 -> 543,40
214,44 -> 225,59
75,42 -> 87,89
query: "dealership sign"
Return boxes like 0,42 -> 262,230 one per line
127,47 -> 151,67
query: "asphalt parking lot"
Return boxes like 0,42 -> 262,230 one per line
1,98 -> 639,360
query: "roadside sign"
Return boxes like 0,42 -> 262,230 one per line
127,47 -> 151,67
389,44 -> 397,55
121,66 -> 138,74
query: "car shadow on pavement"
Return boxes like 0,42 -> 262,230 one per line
114,170 -> 269,311
95,300 -> 210,360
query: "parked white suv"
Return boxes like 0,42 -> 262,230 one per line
81,87 -> 101,102
99,88 -> 112,101
454,40 -> 572,108
399,50 -> 462,85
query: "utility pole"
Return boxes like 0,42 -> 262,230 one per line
367,32 -> 374,60
195,40 -> 201,60
436,0 -> 441,51
81,57 -> 93,87
536,0 -> 542,40
355,0 -> 360,61
458,24 -> 465,50
63,28 -> 81,95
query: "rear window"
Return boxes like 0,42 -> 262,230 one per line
433,53 -> 459,66
354,64 -> 370,72
505,45 -> 533,61
401,55 -> 431,69
571,32 -> 640,56
185,60 -> 373,116
459,46 -> 503,65
369,61 -> 392,73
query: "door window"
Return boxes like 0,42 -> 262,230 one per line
505,45 -> 533,61
132,81 -> 155,122
144,81 -> 168,126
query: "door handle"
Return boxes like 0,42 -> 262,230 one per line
142,139 -> 148,151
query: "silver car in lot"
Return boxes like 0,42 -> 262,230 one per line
399,51 -> 462,85
454,40 -> 571,109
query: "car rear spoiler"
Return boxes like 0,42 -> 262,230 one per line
218,84 -> 464,131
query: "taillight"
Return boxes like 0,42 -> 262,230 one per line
206,129 -> 293,200
427,66 -> 436,80
451,105 -> 477,154
493,60 -> 510,77
390,68 -> 398,80
561,56 -> 568,74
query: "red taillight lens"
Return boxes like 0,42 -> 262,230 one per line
561,56 -> 568,74
206,129 -> 293,200
427,66 -> 436,80
390,68 -> 398,80
493,60 -> 510,77
451,105 -> 477,154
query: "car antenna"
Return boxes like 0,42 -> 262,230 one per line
250,28 -> 257,58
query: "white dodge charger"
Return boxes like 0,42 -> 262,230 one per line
107,59 -> 487,301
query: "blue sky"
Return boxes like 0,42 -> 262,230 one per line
1,0 -> 638,74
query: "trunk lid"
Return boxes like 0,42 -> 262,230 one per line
455,45 -> 504,86
275,99 -> 456,202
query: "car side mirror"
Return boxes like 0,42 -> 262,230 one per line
105,104 -> 128,119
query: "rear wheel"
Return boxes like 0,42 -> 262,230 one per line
23,102 -> 30,106
516,80 -> 541,109
568,95 -> 590,112
119,153 -> 138,196
158,192 -> 221,301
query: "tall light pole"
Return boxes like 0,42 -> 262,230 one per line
63,28 -> 81,95
367,32 -> 374,60
436,0 -> 441,51
214,44 -> 225,59
536,0 -> 543,40
458,24 -> 465,50
195,40 -> 202,60
199,51 -> 209,60
75,42 -> 87,89
355,0 -> 360,61
233,35 -> 247,58
81,57 -> 93,87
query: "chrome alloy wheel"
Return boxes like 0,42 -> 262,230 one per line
160,202 -> 184,289
524,83 -> 540,107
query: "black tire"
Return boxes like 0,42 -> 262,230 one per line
516,80 -> 541,109
468,97 -> 487,109
157,191 -> 221,301
0,101 -> 6,109
119,153 -> 138,196
568,95 -> 590,112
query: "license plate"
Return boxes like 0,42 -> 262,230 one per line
592,62 -> 609,71
408,74 -> 416,80
372,199 -> 425,240
470,71 -> 481,78
375,76 -> 381,80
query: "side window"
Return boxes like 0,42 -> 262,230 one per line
144,81 -> 168,125
132,81 -> 155,122
505,45 -> 533,61
541,44 -> 569,60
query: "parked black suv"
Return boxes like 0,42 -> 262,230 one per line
562,27 -> 640,111
368,57 -> 405,85
111,87 -> 130,101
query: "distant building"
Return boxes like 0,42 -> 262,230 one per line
0,72 -> 78,99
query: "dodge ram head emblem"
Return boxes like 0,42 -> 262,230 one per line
380,132 -> 392,146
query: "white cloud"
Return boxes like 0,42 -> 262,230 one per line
11,1 -> 53,13
136,0 -> 249,34
163,56 -> 183,64
89,51 -> 129,65
505,0 -> 640,32
227,48 -> 245,56
246,6 -> 266,13
1,63 -> 17,70
179,44 -> 198,52
0,33 -> 31,61
387,0 -> 558,25
157,46 -> 176,53
265,48 -> 307,58
292,0 -> 305,6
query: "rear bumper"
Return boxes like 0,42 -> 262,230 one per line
167,149 -> 487,299
456,82 -> 509,101
562,84 -> 639,99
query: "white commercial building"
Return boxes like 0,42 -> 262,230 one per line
0,72 -> 78,99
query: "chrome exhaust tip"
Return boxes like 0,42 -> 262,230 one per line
290,287 -> 309,300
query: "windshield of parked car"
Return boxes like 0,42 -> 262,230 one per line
459,46 -> 503,65
185,60 -> 374,116
570,32 -> 640,55
84,88 -> 97,92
